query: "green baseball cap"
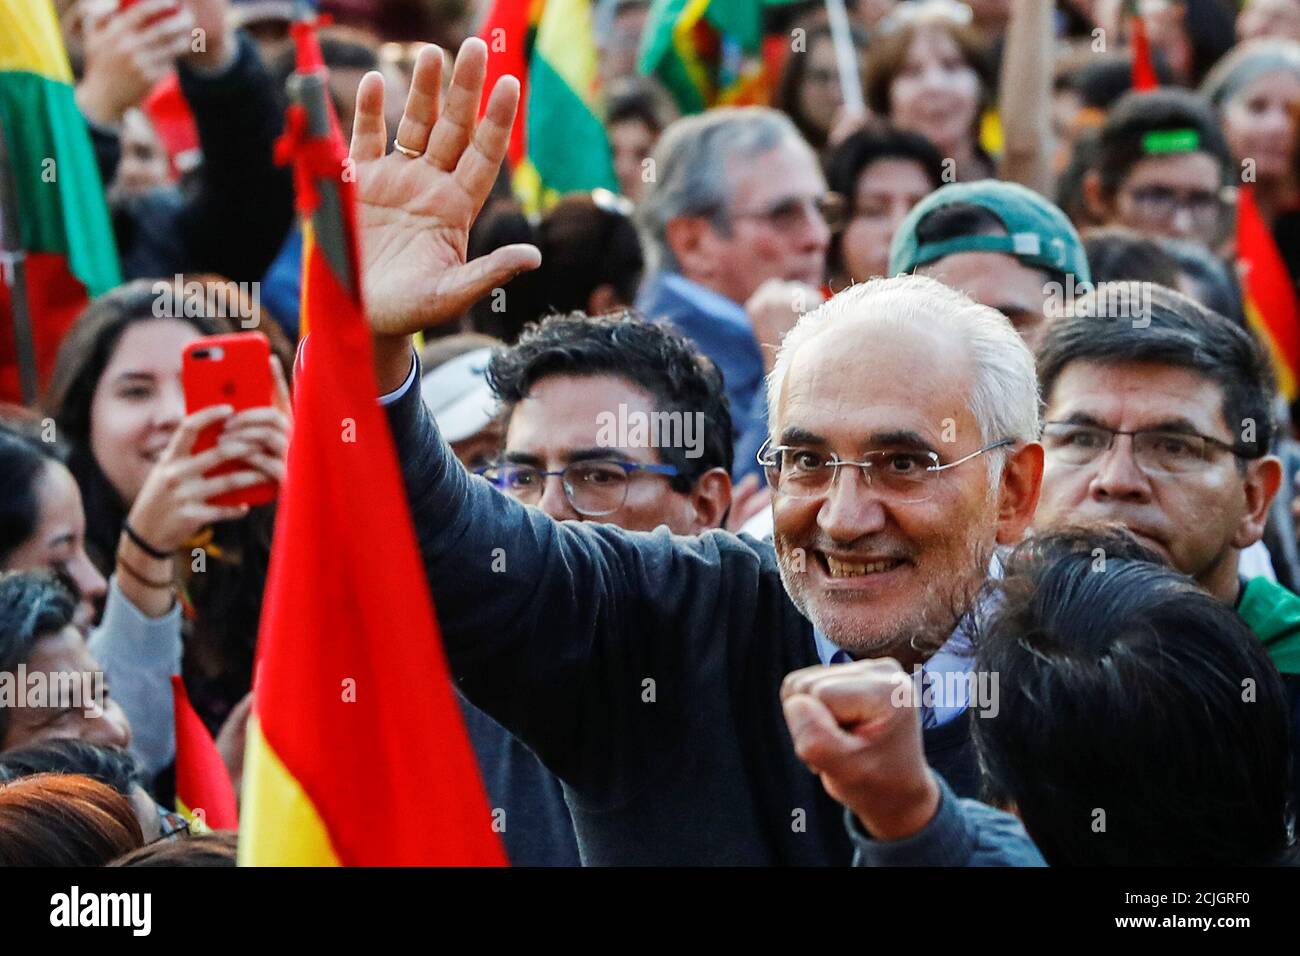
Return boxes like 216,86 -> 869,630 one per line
889,180 -> 1091,285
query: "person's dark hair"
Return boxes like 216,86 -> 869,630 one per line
772,21 -> 869,151
971,528 -> 1294,866
536,195 -> 644,316
912,201 -> 1063,286
1037,282 -> 1275,460
1081,227 -> 1182,287
1093,88 -> 1233,197
467,200 -> 543,344
0,772 -> 143,865
316,31 -> 381,71
0,740 -> 140,797
1066,51 -> 1179,111
0,425 -> 65,569
486,312 -> 734,482
605,77 -> 670,133
110,830 -> 238,867
1161,236 -> 1245,324
825,123 -> 947,200
0,572 -> 76,746
42,277 -> 292,736
43,277 -> 291,568
1056,129 -> 1103,228
271,25 -> 381,109
824,123 -> 945,277
1179,0 -> 1241,86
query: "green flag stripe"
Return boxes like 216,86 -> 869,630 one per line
526,55 -> 617,194
0,70 -> 121,296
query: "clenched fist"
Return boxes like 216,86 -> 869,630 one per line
781,657 -> 941,841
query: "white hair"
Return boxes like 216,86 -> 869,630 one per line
765,275 -> 1041,481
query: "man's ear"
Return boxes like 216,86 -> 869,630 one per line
665,216 -> 719,284
1082,170 -> 1113,223
686,467 -> 732,533
995,441 -> 1044,546
1233,455 -> 1283,549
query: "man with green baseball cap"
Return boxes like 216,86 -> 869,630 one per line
889,179 -> 1091,348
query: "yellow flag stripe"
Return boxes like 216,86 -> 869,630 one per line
0,0 -> 74,83
671,0 -> 714,102
1245,297 -> 1298,400
534,0 -> 601,99
298,220 -> 314,339
237,717 -> 341,866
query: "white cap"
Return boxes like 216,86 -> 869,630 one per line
419,348 -> 499,443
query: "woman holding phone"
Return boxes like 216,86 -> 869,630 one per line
43,277 -> 293,744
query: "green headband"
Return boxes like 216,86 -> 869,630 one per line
1142,128 -> 1201,155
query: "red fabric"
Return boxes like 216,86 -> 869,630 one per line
144,75 -> 199,179
0,253 -> 87,404
252,24 -> 507,864
1129,15 -> 1159,92
1238,184 -> 1300,385
478,0 -> 533,167
290,20 -> 326,72
171,676 -> 239,829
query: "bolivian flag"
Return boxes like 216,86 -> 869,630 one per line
238,19 -> 505,866
480,0 -> 617,212
479,0 -> 535,171
638,0 -> 792,115
1238,184 -> 1300,400
171,676 -> 239,832
0,0 -> 120,403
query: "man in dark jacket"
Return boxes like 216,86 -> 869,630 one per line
350,41 -> 1044,865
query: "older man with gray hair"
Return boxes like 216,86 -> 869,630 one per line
350,43 -> 1044,865
635,107 -> 834,480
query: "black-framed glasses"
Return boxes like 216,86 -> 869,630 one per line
1041,421 -> 1243,475
1123,184 -> 1228,230
756,437 -> 1014,503
477,459 -> 680,516
724,193 -> 846,234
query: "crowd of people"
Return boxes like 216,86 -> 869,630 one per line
3,0 -> 1300,868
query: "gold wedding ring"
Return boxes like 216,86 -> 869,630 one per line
393,141 -> 423,159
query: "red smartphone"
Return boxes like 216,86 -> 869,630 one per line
117,0 -> 180,24
182,333 -> 277,508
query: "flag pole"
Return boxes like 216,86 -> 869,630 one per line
824,0 -> 865,116
0,118 -> 39,404
286,2 -> 356,300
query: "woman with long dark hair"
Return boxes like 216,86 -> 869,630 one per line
43,277 -> 292,737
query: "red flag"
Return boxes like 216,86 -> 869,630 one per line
1238,184 -> 1300,400
478,0 -> 535,168
171,675 -> 239,831
238,15 -> 506,865
1129,13 -> 1159,92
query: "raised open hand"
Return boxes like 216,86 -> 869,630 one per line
350,39 -> 541,344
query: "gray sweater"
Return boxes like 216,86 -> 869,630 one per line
846,774 -> 1046,867
88,577 -> 182,779
385,364 -> 979,865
